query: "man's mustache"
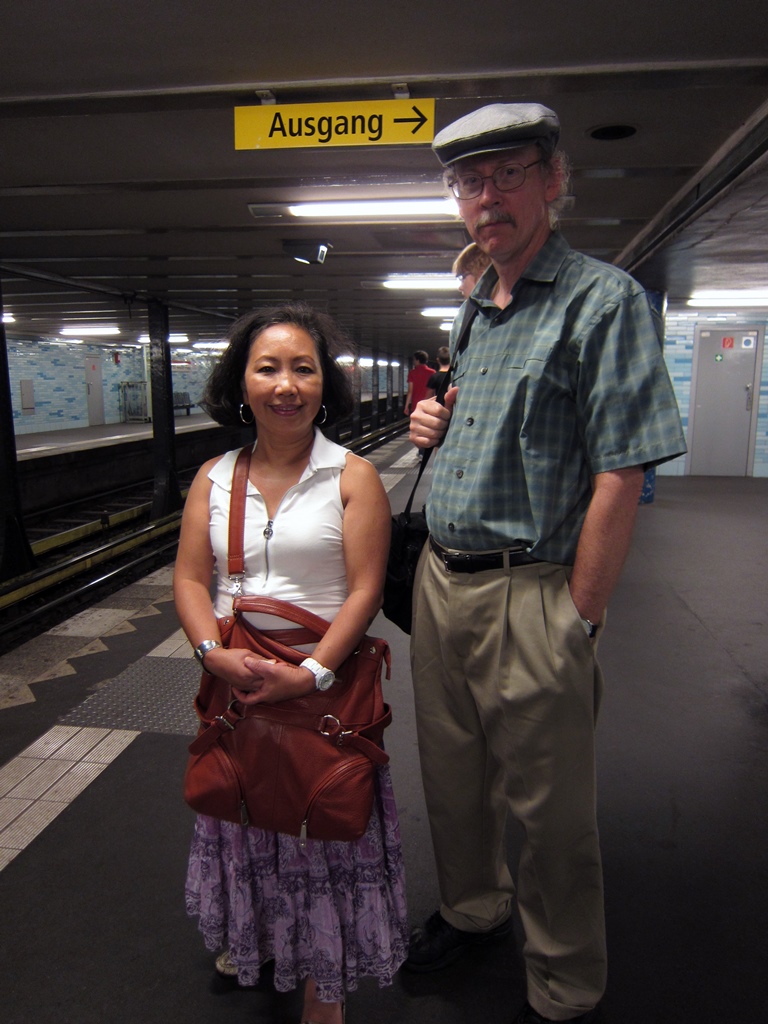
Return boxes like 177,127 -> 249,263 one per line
474,210 -> 516,231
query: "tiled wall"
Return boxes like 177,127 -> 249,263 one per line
756,332 -> 768,476
658,314 -> 695,477
6,339 -> 216,435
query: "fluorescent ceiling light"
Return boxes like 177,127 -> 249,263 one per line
138,333 -> 189,344
358,357 -> 374,367
2,313 -> 15,323
193,341 -> 229,352
421,307 -> 462,318
61,326 -> 119,336
439,321 -> 454,331
336,355 -> 355,365
288,198 -> 457,219
383,274 -> 459,290
687,289 -> 768,307
689,300 -> 768,308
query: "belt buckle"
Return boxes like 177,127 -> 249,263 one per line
442,551 -> 474,573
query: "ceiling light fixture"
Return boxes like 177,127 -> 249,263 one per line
282,240 -> 332,264
287,198 -> 457,219
138,333 -> 189,344
2,313 -> 15,323
421,306 -> 462,318
60,326 -> 119,336
687,288 -> 768,307
383,274 -> 459,290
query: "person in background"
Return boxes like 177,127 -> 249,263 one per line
174,302 -> 408,1024
453,241 -> 492,299
403,349 -> 433,415
425,346 -> 451,401
426,247 -> 491,402
405,103 -> 687,1023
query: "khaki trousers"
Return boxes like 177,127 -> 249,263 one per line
410,543 -> 607,1021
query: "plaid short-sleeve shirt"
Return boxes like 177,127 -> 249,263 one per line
426,232 -> 687,564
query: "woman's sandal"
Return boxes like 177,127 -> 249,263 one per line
214,949 -> 238,977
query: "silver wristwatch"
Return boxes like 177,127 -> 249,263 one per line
193,639 -> 221,665
580,617 -> 598,639
300,657 -> 336,691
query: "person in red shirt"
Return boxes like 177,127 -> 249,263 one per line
404,350 -> 434,415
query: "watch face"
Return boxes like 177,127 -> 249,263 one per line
315,669 -> 335,691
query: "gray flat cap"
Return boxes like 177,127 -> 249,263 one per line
432,103 -> 560,166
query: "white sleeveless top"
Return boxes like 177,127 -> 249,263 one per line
209,429 -> 350,630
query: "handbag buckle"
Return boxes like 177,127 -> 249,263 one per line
214,699 -> 245,731
229,573 -> 245,596
320,715 -> 352,742
320,714 -> 341,736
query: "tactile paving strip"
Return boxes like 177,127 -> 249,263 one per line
59,658 -> 200,736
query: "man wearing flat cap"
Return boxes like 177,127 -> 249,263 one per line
405,103 -> 686,1023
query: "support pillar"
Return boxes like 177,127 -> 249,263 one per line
148,299 -> 182,518
0,278 -> 36,580
371,346 -> 381,430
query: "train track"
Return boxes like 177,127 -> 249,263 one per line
0,421 -> 408,652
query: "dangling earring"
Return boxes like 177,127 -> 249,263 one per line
315,404 -> 328,425
239,403 -> 254,425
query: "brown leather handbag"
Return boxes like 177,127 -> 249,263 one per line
183,446 -> 392,844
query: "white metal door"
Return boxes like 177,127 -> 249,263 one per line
84,356 -> 105,426
689,326 -> 762,475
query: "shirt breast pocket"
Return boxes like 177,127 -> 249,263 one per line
501,340 -> 555,370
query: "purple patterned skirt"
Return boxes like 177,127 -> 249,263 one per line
185,764 -> 409,1002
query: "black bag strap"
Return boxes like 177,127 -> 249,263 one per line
403,304 -> 478,517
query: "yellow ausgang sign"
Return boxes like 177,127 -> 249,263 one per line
235,99 -> 435,150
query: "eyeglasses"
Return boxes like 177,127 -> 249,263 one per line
449,159 -> 543,200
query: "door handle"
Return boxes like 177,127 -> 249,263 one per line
745,383 -> 753,412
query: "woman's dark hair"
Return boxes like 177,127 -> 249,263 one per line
201,302 -> 355,428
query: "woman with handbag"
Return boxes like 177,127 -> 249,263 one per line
174,302 -> 408,1024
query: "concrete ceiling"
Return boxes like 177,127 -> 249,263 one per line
1,1 -> 767,358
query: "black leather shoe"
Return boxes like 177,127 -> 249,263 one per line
403,909 -> 514,972
514,1001 -> 599,1023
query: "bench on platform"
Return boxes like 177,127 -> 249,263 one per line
173,391 -> 193,415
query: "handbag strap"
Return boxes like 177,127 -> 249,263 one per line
403,304 -> 478,518
234,594 -> 332,637
227,444 -> 253,579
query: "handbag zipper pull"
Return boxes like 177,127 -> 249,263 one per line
299,820 -> 308,848
240,801 -> 250,826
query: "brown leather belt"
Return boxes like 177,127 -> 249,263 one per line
429,537 -> 540,573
